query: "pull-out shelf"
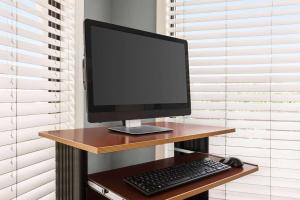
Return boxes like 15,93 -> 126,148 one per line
88,153 -> 258,200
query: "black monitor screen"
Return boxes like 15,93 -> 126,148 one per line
90,26 -> 188,106
85,20 -> 190,122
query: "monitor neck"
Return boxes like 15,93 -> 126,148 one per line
122,120 -> 142,128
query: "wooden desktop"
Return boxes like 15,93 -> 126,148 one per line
39,122 -> 258,200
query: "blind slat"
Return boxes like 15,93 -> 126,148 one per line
16,181 -> 55,200
17,170 -> 55,196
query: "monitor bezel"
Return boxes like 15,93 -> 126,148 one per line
84,19 -> 191,122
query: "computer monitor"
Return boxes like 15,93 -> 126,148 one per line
84,19 -> 191,134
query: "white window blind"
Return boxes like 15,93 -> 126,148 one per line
0,0 -> 75,199
167,0 -> 300,199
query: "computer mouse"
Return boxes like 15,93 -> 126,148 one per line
220,157 -> 244,168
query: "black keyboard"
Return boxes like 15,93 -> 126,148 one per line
124,158 -> 231,196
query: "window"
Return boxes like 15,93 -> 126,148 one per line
0,0 -> 75,199
167,0 -> 300,199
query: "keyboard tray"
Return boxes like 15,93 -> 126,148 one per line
88,153 -> 258,200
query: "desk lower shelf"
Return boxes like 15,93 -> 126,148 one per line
88,153 -> 258,200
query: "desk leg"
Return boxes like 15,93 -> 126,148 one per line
56,143 -> 87,200
174,137 -> 209,200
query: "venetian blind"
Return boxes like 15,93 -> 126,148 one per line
0,0 -> 75,199
167,0 -> 300,199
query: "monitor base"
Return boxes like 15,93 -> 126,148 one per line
108,125 -> 173,135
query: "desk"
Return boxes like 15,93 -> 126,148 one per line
39,122 -> 257,200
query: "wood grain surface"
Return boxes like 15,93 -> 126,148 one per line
39,122 -> 235,154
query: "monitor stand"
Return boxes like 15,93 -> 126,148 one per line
108,120 -> 173,135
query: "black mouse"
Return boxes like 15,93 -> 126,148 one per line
220,157 -> 244,168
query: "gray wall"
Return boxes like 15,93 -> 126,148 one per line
111,0 -> 156,31
84,0 -> 111,22
84,0 -> 157,173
